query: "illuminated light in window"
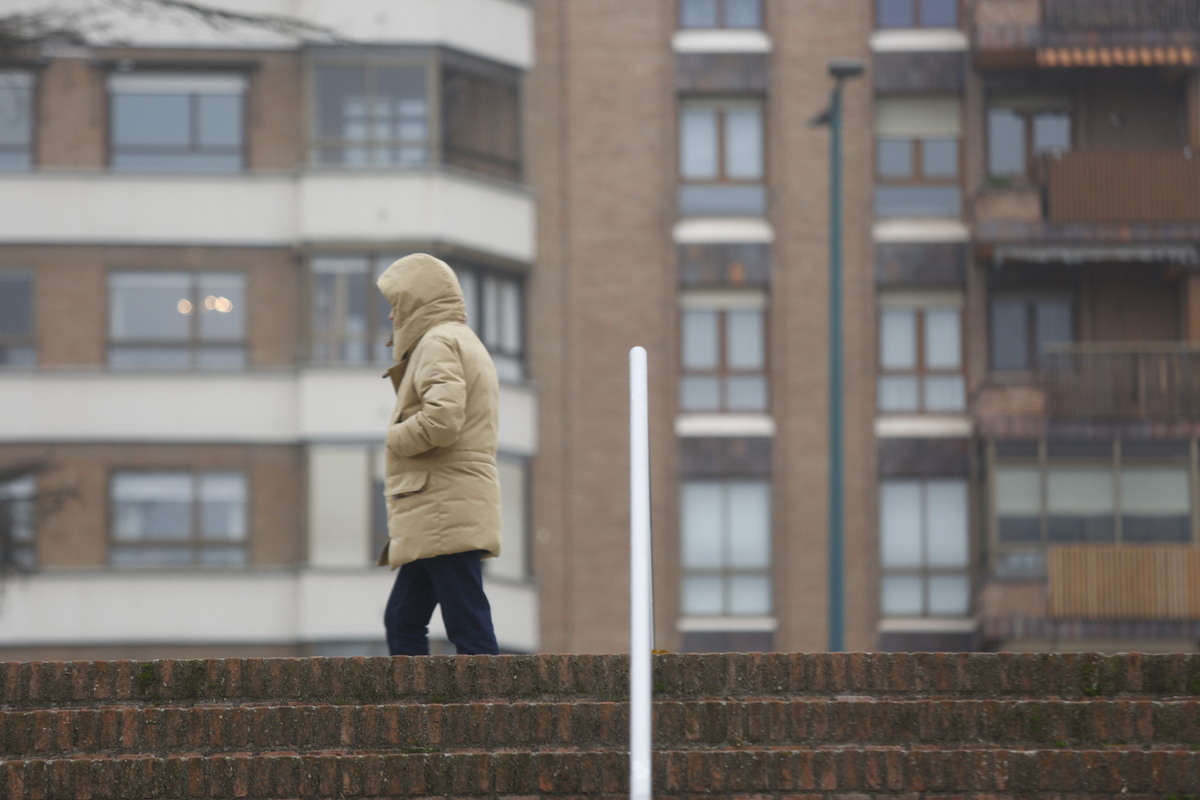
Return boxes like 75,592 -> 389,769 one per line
177,298 -> 194,315
204,294 -> 217,310
213,296 -> 233,313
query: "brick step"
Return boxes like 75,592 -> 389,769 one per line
5,698 -> 1200,758
7,651 -> 1200,709
6,747 -> 1200,798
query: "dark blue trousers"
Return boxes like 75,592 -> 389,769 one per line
384,549 -> 499,655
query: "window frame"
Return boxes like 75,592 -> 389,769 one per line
106,71 -> 249,173
988,290 -> 1075,374
307,253 -> 527,380
678,0 -> 764,30
879,477 -> 972,618
678,291 -> 769,413
988,439 -> 1198,578
107,269 -> 248,370
877,293 -> 965,414
0,269 -> 36,367
680,477 -> 773,618
679,99 -> 766,185
875,0 -> 960,29
108,469 -> 249,568
0,70 -> 36,169
985,102 -> 1073,183
0,474 -> 37,570
875,135 -> 961,184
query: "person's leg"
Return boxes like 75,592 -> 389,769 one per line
383,559 -> 439,655
426,550 -> 499,655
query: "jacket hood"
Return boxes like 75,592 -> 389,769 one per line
377,253 -> 467,363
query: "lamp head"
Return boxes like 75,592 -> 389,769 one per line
828,59 -> 866,80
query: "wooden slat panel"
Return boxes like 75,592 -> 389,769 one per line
1045,150 -> 1200,224
1049,546 -> 1200,619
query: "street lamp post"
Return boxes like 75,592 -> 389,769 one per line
814,58 -> 865,653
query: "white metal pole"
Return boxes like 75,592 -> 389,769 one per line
629,346 -> 653,800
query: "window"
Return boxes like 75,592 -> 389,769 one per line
108,271 -> 246,369
312,49 -> 522,182
875,96 -> 962,217
0,475 -> 36,570
880,479 -> 970,617
0,271 -> 36,366
992,440 -> 1194,577
681,479 -> 771,616
877,0 -> 959,28
989,293 -> 1072,372
108,73 -> 246,172
878,296 -> 964,413
0,71 -> 34,169
110,471 -> 247,567
310,254 -> 526,380
987,100 -> 1071,182
679,292 -> 767,412
679,101 -> 766,216
680,0 -> 763,29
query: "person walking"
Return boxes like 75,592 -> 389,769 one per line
375,252 -> 501,655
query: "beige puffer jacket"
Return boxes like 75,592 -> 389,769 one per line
375,253 -> 502,569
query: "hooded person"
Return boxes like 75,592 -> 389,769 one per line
375,252 -> 501,656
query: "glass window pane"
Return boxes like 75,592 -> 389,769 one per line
682,575 -> 724,615
996,466 -> 1042,543
921,0 -> 959,27
682,482 -> 723,568
1035,299 -> 1072,363
987,108 -> 1025,177
112,94 -> 190,146
923,376 -> 965,412
1047,468 -> 1115,542
1032,111 -> 1071,155
1,475 -> 36,543
728,481 -> 770,568
196,94 -> 242,147
926,480 -> 968,567
725,109 -> 763,179
197,273 -> 245,341
0,273 -> 33,337
924,308 -> 961,368
498,279 -> 522,354
995,549 -> 1046,578
199,472 -> 246,541
108,346 -> 192,369
199,547 -> 247,566
109,273 -> 191,341
877,138 -> 913,178
680,0 -> 718,28
991,299 -> 1028,371
880,481 -> 922,568
1121,467 -> 1191,543
113,473 -> 192,541
377,66 -> 427,140
874,185 -> 961,217
458,269 -> 479,330
682,309 -> 719,369
681,376 -> 721,410
315,66 -> 368,141
921,138 -> 958,178
878,376 -> 919,412
0,77 -> 33,153
726,376 -> 767,411
928,575 -> 969,615
881,308 -> 917,369
729,575 -> 770,615
877,0 -> 915,27
724,0 -> 762,28
681,109 -> 718,179
726,309 -> 763,369
882,575 -> 923,615
111,546 -> 193,567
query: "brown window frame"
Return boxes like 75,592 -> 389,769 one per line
679,101 -> 766,186
678,0 -> 764,30
875,0 -> 960,30
877,300 -> 965,414
679,298 -> 769,413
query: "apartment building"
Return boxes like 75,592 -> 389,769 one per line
0,0 -> 539,659
531,0 -> 1200,655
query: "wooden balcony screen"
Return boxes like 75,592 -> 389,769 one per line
1042,346 -> 1200,421
1049,545 -> 1200,620
1043,150 -> 1200,224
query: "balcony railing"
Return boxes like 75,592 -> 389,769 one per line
976,0 -> 1200,50
1041,149 -> 1200,224
1042,343 -> 1200,421
1049,545 -> 1200,620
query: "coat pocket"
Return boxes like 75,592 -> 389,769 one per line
385,470 -> 429,497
